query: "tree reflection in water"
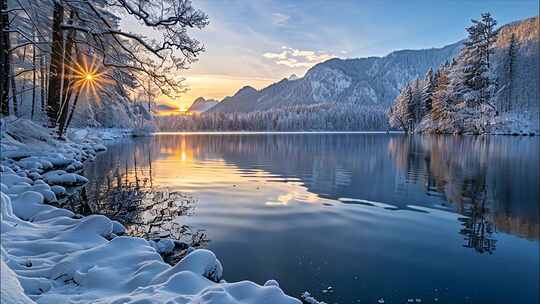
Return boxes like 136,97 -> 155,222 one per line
389,135 -> 539,254
64,140 -> 209,262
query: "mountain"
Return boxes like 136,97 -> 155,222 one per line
209,42 -> 462,113
187,97 -> 219,113
209,86 -> 258,113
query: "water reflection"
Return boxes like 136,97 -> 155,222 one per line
85,134 -> 538,244
81,133 -> 539,303
68,141 -> 209,250
151,134 -> 539,243
388,135 -> 539,245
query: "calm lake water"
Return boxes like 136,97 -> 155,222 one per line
81,133 -> 539,304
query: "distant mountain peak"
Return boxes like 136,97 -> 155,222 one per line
288,74 -> 299,81
236,86 -> 258,96
188,97 -> 218,113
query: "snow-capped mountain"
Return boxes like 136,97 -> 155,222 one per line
187,97 -> 219,113
210,42 -> 462,113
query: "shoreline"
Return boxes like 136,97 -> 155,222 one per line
153,130 -> 538,136
1,118 -> 301,304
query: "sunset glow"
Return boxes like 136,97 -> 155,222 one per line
155,74 -> 276,113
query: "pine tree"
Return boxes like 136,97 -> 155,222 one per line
422,68 -> 435,114
389,84 -> 414,132
410,78 -> 424,125
432,67 -> 450,122
460,13 -> 497,109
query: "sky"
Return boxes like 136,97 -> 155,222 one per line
122,0 -> 538,111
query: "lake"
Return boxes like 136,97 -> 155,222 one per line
80,133 -> 539,304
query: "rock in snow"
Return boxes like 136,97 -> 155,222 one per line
0,117 -> 300,304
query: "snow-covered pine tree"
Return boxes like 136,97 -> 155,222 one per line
431,66 -> 451,123
389,84 -> 413,131
421,68 -> 435,114
410,78 -> 424,126
460,13 -> 498,109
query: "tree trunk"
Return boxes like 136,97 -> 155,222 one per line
57,12 -> 76,137
31,40 -> 36,119
0,0 -> 9,116
18,45 -> 28,114
9,61 -> 17,116
63,85 -> 81,135
46,2 -> 65,128
62,47 -> 82,136
40,54 -> 46,113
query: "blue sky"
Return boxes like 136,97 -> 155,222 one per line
136,0 -> 538,107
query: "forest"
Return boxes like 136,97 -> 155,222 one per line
1,0 -> 208,134
158,103 -> 389,131
388,14 -> 539,135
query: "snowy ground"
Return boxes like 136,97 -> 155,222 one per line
1,118 -> 300,304
414,111 -> 539,135
489,112 -> 540,135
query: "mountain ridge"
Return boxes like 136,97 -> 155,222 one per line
209,41 -> 463,113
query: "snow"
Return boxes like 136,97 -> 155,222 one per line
1,260 -> 35,304
489,112 -> 539,135
42,170 -> 88,186
301,292 -> 327,304
1,117 -> 300,304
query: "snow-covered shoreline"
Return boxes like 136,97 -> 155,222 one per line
1,118 -> 300,304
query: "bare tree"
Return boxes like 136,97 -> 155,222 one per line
3,0 -> 208,136
0,0 -> 10,116
46,2 -> 64,127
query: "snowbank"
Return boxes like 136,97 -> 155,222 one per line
489,112 -> 540,135
414,111 -> 539,135
1,118 -> 300,304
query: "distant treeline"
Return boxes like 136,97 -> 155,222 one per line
157,103 -> 389,131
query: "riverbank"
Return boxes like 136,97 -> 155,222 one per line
0,118 -> 300,304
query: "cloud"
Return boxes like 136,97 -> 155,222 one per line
271,13 -> 290,26
263,47 -> 336,68
263,51 -> 288,60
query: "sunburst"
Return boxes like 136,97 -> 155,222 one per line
66,55 -> 112,103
